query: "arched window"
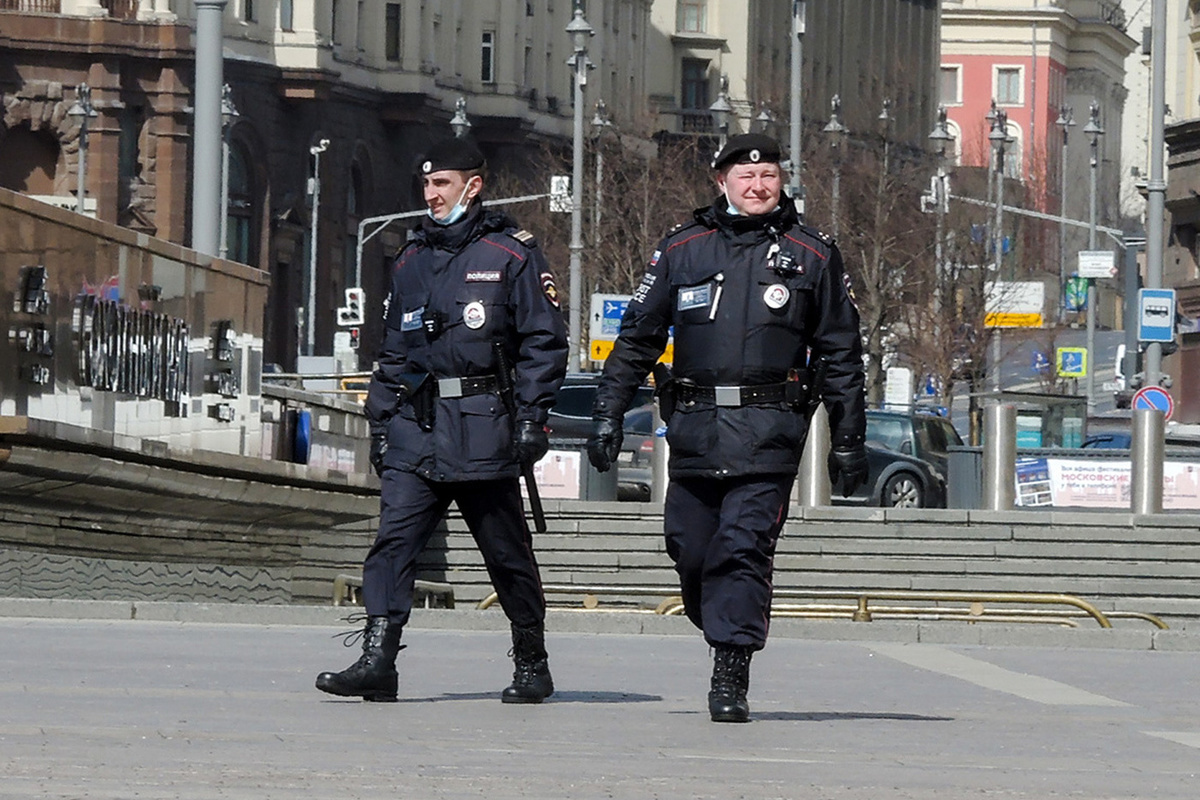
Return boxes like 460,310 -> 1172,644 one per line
0,125 -> 60,194
344,160 -> 365,289
225,141 -> 257,264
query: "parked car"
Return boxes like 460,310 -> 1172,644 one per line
1083,430 -> 1200,454
834,409 -> 964,508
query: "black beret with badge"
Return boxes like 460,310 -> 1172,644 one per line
710,133 -> 784,170
418,137 -> 486,175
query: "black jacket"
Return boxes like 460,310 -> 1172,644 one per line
365,203 -> 568,481
594,195 -> 866,478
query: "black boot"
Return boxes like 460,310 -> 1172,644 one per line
501,624 -> 554,704
315,615 -> 403,702
708,644 -> 753,723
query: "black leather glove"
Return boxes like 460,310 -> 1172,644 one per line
586,416 -> 624,473
513,420 -> 550,465
828,445 -> 869,497
369,433 -> 388,477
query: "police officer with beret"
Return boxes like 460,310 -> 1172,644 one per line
316,137 -> 568,704
586,133 -> 868,723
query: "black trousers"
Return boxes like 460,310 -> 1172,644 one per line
664,474 -> 794,650
362,469 -> 546,630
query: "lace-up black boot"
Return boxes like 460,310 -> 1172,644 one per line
501,624 -> 554,704
315,615 -> 403,702
708,644 -> 753,722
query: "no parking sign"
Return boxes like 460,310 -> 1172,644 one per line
1132,386 -> 1174,421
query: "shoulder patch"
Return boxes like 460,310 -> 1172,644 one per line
510,229 -> 538,247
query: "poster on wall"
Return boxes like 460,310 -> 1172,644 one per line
1015,457 -> 1200,510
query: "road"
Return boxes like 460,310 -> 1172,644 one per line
1,610 -> 1198,799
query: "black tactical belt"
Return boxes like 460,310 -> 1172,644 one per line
436,375 -> 499,398
676,382 -> 788,407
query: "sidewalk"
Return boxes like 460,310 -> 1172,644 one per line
1,604 -> 1199,798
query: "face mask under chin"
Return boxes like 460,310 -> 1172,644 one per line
429,183 -> 474,225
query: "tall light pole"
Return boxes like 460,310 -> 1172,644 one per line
1054,105 -> 1074,324
306,138 -> 330,359
1083,100 -> 1104,412
66,83 -> 97,216
789,0 -> 806,218
590,99 -> 612,248
190,0 -> 229,257
450,96 -> 471,139
1144,0 -> 1168,387
928,105 -> 954,318
708,75 -> 732,151
821,94 -> 848,239
218,84 -> 239,260
988,107 -> 1010,392
566,4 -> 593,371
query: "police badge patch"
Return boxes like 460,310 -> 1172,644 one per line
540,272 -> 560,308
843,273 -> 859,310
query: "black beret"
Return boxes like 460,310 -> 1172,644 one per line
418,138 -> 485,175
710,133 -> 783,170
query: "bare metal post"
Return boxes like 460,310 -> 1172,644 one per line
307,138 -> 330,356
798,403 -> 832,506
1130,408 -> 1164,515
789,0 -> 806,219
190,0 -> 228,256
650,403 -> 669,504
1083,101 -> 1104,414
565,6 -> 593,372
982,403 -> 1016,510
1143,0 -> 1168,387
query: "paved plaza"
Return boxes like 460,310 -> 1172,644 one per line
0,606 -> 1198,799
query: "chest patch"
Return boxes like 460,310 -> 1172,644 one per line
678,284 -> 711,311
463,301 -> 487,329
763,284 -> 790,309
401,307 -> 425,332
465,270 -> 502,283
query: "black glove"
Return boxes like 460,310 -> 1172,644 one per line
369,433 -> 388,477
513,420 -> 550,465
586,416 -> 623,473
828,445 -> 869,497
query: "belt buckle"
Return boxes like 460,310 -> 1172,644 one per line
438,377 -> 464,398
713,385 -> 741,407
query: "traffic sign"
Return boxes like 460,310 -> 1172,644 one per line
1056,347 -> 1086,378
1137,288 -> 1176,343
1132,386 -> 1174,421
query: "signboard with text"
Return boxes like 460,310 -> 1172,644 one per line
1077,250 -> 1117,279
985,281 -> 1044,328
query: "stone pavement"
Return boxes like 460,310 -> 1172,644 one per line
1,603 -> 1198,799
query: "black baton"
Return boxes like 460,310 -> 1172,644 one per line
492,340 -> 547,533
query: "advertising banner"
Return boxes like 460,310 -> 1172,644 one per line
1015,457 -> 1200,510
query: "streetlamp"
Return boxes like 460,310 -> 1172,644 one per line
218,83 -> 240,260
928,105 -> 954,317
988,107 -> 1010,392
565,4 -> 593,371
789,0 -> 806,219
449,96 -> 471,139
878,98 -> 894,173
1055,105 -> 1075,324
66,83 -> 97,216
306,138 -> 330,360
755,105 -> 775,135
1083,100 -> 1104,412
590,99 -> 613,248
821,94 -> 848,238
708,74 -> 732,151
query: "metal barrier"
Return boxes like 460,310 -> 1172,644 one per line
332,574 -> 455,608
477,584 -> 1167,629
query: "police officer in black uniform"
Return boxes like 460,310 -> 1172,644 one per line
316,137 -> 568,704
587,133 -> 868,723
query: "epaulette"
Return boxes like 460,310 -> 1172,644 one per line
798,223 -> 835,247
508,229 -> 538,248
665,219 -> 703,239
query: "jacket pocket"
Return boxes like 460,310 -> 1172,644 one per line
458,392 -> 512,464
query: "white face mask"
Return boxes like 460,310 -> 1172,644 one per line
429,182 -> 474,226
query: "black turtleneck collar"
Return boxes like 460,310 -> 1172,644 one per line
696,193 -> 797,242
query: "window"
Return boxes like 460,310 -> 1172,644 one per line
995,66 -> 1022,105
676,0 -> 706,33
481,31 -> 495,83
226,143 -> 255,265
242,0 -> 255,22
385,3 -> 401,61
355,0 -> 365,51
939,65 -> 961,105
680,58 -> 709,109
331,0 -> 339,43
280,0 -> 293,31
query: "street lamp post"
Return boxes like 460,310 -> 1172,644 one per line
66,83 -> 97,216
988,107 -> 1010,392
450,96 -> 471,139
566,5 -> 593,372
928,105 -> 954,318
218,84 -> 239,260
306,138 -> 330,360
590,99 -> 612,248
821,94 -> 848,239
708,75 -> 732,151
789,0 -> 806,218
1083,100 -> 1104,412
755,106 -> 775,135
1055,105 -> 1075,324
878,98 -> 894,173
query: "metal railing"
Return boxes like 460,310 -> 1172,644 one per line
477,584 -> 1167,629
0,0 -> 61,10
333,573 -> 455,608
